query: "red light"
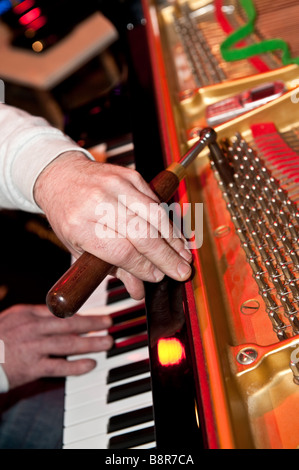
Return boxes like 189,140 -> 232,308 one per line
157,338 -> 185,366
14,0 -> 35,15
19,7 -> 41,26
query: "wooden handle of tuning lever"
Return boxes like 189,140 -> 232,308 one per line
46,169 -> 181,318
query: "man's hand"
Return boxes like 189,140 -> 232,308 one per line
0,304 -> 113,390
34,152 -> 192,300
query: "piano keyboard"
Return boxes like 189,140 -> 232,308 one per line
63,276 -> 156,450
63,138 -> 156,450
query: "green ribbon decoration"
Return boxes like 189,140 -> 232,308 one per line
220,0 -> 299,65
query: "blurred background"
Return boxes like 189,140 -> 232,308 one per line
0,0 -> 158,310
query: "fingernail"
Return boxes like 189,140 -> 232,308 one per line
102,315 -> 112,328
154,268 -> 165,282
177,262 -> 191,279
180,248 -> 192,262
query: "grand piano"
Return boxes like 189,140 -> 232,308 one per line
50,0 -> 299,449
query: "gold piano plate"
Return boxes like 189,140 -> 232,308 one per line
182,64 -> 299,138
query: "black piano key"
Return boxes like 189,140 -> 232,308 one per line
106,150 -> 135,167
108,318 -> 147,340
107,377 -> 152,403
106,133 -> 133,154
108,425 -> 156,450
107,333 -> 148,358
108,406 -> 154,433
110,305 -> 146,326
107,358 -> 150,384
107,285 -> 130,304
107,277 -> 124,291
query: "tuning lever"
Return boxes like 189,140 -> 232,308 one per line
46,128 -> 216,318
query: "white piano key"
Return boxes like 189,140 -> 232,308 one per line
64,390 -> 153,427
64,435 -> 156,450
66,347 -> 150,394
63,262 -> 153,449
64,413 -> 154,447
80,297 -> 144,316
131,442 -> 156,449
71,270 -> 143,316
106,141 -> 134,158
90,421 -> 155,450
64,437 -> 157,450
64,435 -> 106,449
65,371 -> 151,410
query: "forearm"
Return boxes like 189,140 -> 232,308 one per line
0,103 -> 92,213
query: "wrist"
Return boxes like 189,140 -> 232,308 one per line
33,151 -> 91,212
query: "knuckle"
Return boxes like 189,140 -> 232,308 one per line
114,241 -> 136,266
42,360 -> 58,377
131,170 -> 145,186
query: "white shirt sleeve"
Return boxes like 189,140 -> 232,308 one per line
0,103 -> 93,213
0,365 -> 9,394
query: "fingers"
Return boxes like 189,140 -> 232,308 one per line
81,187 -> 192,284
114,268 -> 145,300
39,357 -> 99,377
96,190 -> 191,257
34,308 -> 113,336
39,332 -> 114,357
0,303 -> 115,387
84,235 -> 191,285
37,331 -> 114,378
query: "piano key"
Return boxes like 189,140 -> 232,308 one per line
108,318 -> 147,340
63,136 -> 154,450
64,390 -> 154,427
110,304 -> 146,325
130,442 -> 156,449
64,420 -> 155,449
65,371 -> 151,410
107,358 -> 150,384
66,373 -> 152,414
67,332 -> 148,366
109,424 -> 156,450
107,284 -> 130,304
106,140 -> 134,158
107,333 -> 148,358
64,436 -> 108,449
108,405 -> 154,433
66,347 -> 150,394
107,277 -> 123,288
108,376 -> 152,403
64,402 -> 153,445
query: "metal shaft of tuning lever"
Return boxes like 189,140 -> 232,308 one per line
46,128 -> 217,319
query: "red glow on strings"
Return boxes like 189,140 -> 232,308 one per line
19,7 -> 41,25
